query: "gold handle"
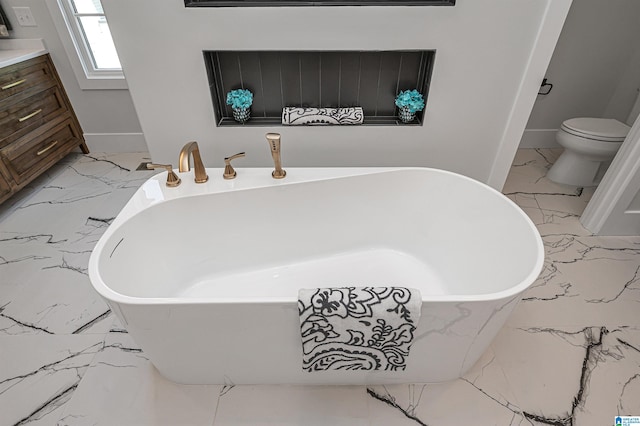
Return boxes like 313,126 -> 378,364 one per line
147,163 -> 181,187
224,152 -> 246,164
147,163 -> 172,171
223,152 -> 246,179
18,109 -> 43,122
2,78 -> 27,90
37,140 -> 58,156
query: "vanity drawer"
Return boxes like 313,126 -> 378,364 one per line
0,86 -> 69,147
0,55 -> 55,103
1,117 -> 82,185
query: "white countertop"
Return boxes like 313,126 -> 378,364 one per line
0,39 -> 47,69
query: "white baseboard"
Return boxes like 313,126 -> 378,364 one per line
83,133 -> 148,153
518,129 -> 560,148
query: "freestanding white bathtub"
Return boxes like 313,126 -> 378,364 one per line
88,167 -> 543,385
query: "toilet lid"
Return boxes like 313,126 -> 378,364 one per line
561,118 -> 630,142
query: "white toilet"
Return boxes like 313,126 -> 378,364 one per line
547,94 -> 640,187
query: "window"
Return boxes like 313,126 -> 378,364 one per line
48,0 -> 125,89
65,0 -> 120,70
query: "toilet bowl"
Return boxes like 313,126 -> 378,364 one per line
547,117 -> 630,187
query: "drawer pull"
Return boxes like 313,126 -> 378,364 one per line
2,78 -> 27,90
18,109 -> 43,122
37,141 -> 58,156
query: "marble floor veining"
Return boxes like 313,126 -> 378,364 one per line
0,149 -> 639,425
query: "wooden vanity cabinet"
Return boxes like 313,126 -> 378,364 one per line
0,166 -> 12,205
0,53 -> 88,204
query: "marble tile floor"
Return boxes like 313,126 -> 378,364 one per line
0,149 -> 638,425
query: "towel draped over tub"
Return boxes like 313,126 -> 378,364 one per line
298,287 -> 422,372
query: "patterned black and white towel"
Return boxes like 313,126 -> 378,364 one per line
282,107 -> 364,125
298,287 -> 422,372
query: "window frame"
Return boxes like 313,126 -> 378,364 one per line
46,0 -> 127,90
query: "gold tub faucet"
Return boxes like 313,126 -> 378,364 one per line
179,141 -> 209,183
266,133 -> 286,179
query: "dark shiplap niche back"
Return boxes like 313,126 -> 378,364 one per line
187,1 -> 454,6
204,51 -> 435,126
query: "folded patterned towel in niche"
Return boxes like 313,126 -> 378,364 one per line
282,107 -> 364,125
298,287 -> 422,372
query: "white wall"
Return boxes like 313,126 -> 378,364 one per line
580,115 -> 640,235
521,0 -> 640,148
102,0 -> 570,189
0,0 -> 146,152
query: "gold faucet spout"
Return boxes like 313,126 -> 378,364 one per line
178,141 -> 209,183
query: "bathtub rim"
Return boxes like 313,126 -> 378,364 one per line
88,166 -> 544,306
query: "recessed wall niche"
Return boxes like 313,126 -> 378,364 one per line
204,50 -> 435,126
